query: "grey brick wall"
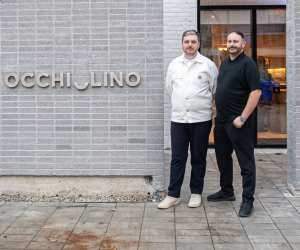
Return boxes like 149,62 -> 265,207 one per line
0,0 -> 164,190
287,0 -> 300,193
163,0 -> 197,149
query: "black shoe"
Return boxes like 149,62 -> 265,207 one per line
239,201 -> 253,217
207,190 -> 236,202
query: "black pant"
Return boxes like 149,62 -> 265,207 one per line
168,120 -> 212,198
214,118 -> 256,202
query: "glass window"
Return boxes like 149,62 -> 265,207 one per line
200,0 -> 286,6
200,10 -> 251,69
256,9 -> 286,145
200,10 -> 251,144
200,7 -> 286,146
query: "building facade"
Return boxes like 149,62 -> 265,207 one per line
0,0 -> 164,199
0,0 -> 299,198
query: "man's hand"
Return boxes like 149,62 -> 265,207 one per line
233,116 -> 244,128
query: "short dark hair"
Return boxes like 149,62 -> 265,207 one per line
229,31 -> 245,39
182,30 -> 200,43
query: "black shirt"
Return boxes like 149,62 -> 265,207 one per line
215,52 -> 260,123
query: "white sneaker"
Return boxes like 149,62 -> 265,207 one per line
188,194 -> 202,208
157,196 -> 179,209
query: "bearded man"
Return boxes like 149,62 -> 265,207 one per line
207,31 -> 261,217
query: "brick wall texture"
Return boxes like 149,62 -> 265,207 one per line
0,0 -> 164,189
287,0 -> 300,192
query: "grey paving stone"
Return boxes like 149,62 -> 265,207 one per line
117,203 -> 145,208
285,236 -> 300,244
62,232 -> 103,250
0,234 -> 34,242
175,217 -> 207,224
205,208 -> 237,218
0,240 -> 29,249
72,223 -> 108,235
176,229 -> 211,237
290,243 -> 300,250
281,229 -> 300,236
140,233 -> 175,243
246,229 -> 283,237
11,218 -> 47,228
243,223 -> 277,232
107,240 -> 138,250
108,225 -> 141,236
144,209 -> 174,219
212,235 -> 251,244
176,222 -> 208,230
87,203 -> 117,208
143,216 -> 174,224
252,243 -> 292,250
265,208 -> 299,218
63,243 -> 100,250
287,197 -> 300,207
239,215 -> 273,224
176,235 -> 212,244
2,202 -> 31,208
111,217 -> 142,224
248,235 -> 287,244
113,210 -> 144,218
176,243 -> 214,250
207,216 -> 241,224
4,227 -> 40,235
31,228 -> 70,244
214,244 -> 253,250
138,242 -> 174,250
26,241 -> 64,250
208,223 -> 245,236
108,233 -> 140,243
0,223 -> 12,235
175,210 -> 206,218
141,228 -> 174,237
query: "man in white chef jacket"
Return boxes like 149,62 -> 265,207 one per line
158,30 -> 218,209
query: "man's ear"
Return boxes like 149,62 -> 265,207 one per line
242,39 -> 246,49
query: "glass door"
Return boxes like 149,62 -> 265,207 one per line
256,9 -> 286,145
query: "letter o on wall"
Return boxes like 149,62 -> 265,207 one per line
3,73 -> 19,88
125,72 -> 141,87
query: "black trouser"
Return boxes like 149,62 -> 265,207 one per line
214,118 -> 256,202
168,120 -> 212,198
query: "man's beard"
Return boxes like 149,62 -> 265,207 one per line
228,46 -> 243,55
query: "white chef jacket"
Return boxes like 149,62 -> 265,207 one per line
165,52 -> 218,123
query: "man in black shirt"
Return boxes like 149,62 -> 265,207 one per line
207,31 -> 261,217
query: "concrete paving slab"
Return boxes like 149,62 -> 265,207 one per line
290,243 -> 300,250
252,243 -> 292,250
214,243 -> 253,250
176,243 -> 214,250
212,235 -> 251,244
26,241 -> 64,250
138,242 -> 174,250
248,234 -> 287,244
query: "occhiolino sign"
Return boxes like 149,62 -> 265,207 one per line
0,72 -> 142,91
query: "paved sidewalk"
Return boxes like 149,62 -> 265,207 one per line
0,149 -> 300,250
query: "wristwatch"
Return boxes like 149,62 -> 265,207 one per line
239,116 -> 246,124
